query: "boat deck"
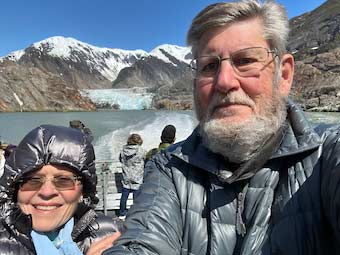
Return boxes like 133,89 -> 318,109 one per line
95,161 -> 134,215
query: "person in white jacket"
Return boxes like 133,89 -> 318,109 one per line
119,133 -> 146,217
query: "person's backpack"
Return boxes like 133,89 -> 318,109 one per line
146,148 -> 159,162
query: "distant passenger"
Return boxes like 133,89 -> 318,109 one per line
145,124 -> 176,161
69,120 -> 94,142
118,133 -> 146,217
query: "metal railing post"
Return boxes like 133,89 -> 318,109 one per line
102,162 -> 109,215
95,159 -> 126,214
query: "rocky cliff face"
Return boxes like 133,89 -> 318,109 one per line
288,0 -> 340,111
288,0 -> 340,59
0,60 -> 95,112
291,48 -> 340,111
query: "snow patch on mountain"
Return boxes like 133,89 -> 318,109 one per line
150,44 -> 191,66
1,49 -> 25,62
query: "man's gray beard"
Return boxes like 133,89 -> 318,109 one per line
199,90 -> 287,163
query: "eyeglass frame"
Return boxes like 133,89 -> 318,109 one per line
189,46 -> 278,79
18,175 -> 83,191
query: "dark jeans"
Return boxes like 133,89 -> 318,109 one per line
119,187 -> 138,216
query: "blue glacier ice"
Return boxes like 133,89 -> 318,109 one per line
81,88 -> 154,110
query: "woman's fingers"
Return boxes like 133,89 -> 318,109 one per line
86,231 -> 121,255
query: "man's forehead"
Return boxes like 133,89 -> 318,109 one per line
196,22 -> 268,56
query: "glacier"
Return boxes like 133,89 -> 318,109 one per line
81,88 -> 154,110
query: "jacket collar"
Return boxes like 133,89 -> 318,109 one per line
170,99 -> 322,176
272,98 -> 321,158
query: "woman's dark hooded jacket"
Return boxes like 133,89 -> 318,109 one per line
0,125 -> 118,254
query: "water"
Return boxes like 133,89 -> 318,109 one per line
304,112 -> 340,125
0,110 -> 197,162
1,110 -> 340,162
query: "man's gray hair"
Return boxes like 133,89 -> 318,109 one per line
187,0 -> 289,58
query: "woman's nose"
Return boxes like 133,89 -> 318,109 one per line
37,179 -> 58,196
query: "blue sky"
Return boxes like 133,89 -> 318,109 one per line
0,0 -> 326,57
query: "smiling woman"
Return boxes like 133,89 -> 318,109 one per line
17,165 -> 84,233
0,125 -> 120,255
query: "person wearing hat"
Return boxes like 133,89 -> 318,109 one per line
145,125 -> 176,162
0,125 -> 120,255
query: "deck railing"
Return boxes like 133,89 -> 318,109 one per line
95,160 -> 133,215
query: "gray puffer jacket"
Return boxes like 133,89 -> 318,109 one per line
104,100 -> 340,255
119,144 -> 145,190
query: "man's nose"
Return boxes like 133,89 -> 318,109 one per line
214,61 -> 240,93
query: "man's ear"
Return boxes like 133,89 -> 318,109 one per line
278,53 -> 294,97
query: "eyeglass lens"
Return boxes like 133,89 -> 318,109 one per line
19,175 -> 80,191
191,47 -> 273,78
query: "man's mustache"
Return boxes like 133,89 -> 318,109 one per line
207,91 -> 256,116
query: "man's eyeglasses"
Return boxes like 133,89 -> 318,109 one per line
190,47 -> 277,79
18,175 -> 82,191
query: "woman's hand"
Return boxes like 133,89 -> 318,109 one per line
86,231 -> 121,255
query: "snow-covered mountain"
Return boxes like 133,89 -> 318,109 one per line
2,36 -> 149,89
0,36 -> 193,111
112,43 -> 192,95
2,36 -> 191,82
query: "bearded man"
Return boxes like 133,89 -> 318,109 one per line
104,1 -> 340,254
